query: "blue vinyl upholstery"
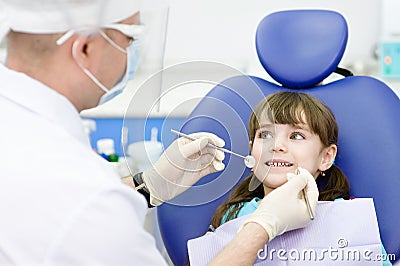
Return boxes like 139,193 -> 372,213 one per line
157,10 -> 400,265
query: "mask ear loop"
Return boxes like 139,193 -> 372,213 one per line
99,30 -> 126,54
72,40 -> 109,93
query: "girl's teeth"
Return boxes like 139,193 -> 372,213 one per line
266,162 -> 293,167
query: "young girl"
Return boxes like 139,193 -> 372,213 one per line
211,91 -> 350,227
209,91 -> 391,265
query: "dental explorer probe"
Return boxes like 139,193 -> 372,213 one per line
295,163 -> 314,220
170,129 -> 256,168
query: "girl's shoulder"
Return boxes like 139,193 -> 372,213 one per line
239,197 -> 262,216
221,197 -> 261,225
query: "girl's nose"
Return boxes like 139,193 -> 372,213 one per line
272,140 -> 287,153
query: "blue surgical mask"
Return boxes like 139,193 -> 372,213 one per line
98,40 -> 141,105
73,30 -> 141,106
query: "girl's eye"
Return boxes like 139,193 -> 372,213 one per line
258,131 -> 273,139
291,132 -> 305,140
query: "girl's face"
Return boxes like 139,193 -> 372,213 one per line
251,113 -> 336,195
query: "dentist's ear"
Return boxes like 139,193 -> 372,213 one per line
72,40 -> 79,59
72,40 -> 86,68
71,36 -> 90,67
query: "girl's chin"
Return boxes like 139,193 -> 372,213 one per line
261,176 -> 288,190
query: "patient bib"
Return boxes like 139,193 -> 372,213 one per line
188,198 -> 382,265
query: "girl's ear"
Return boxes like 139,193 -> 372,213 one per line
249,140 -> 253,151
319,144 -> 337,172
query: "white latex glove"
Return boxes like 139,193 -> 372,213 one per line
142,132 -> 225,206
241,167 -> 319,241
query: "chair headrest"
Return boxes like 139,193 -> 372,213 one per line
256,9 -> 348,88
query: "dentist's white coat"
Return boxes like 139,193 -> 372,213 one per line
0,64 -> 166,265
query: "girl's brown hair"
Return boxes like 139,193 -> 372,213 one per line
210,91 -> 350,228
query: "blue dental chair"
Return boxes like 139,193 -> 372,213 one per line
157,10 -> 400,265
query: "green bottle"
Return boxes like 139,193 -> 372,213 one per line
107,153 -> 119,162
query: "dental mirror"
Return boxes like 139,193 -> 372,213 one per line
244,155 -> 256,168
170,129 -> 255,169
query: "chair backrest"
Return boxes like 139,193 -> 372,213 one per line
157,10 -> 400,265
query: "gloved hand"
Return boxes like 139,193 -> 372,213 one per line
142,132 -> 225,206
241,167 -> 319,241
